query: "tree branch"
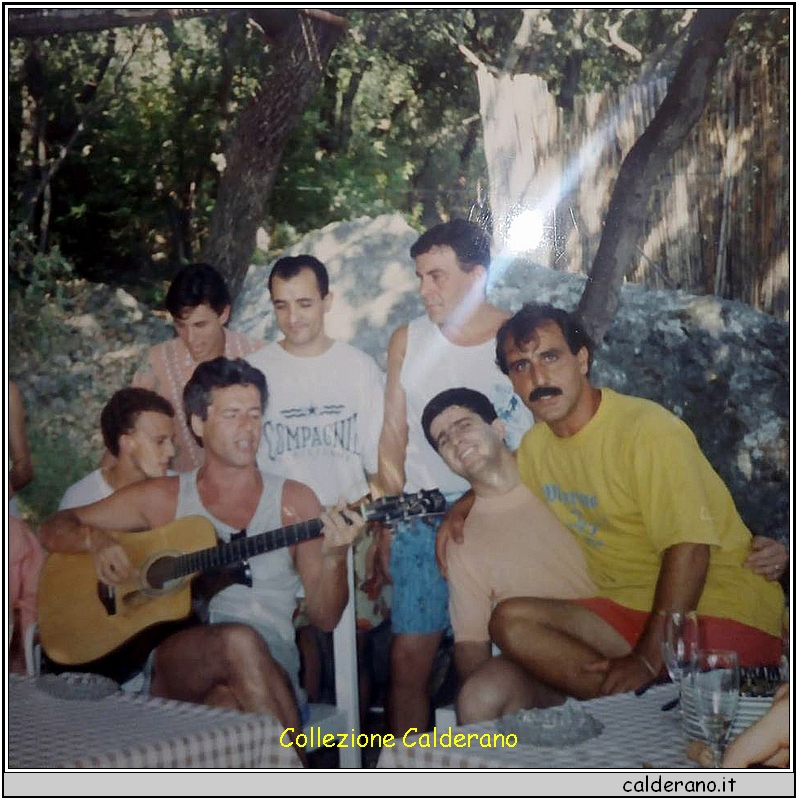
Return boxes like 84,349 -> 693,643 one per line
576,8 -> 741,344
7,8 -> 225,38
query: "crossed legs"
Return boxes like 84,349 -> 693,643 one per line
151,622 -> 302,731
489,597 -> 631,701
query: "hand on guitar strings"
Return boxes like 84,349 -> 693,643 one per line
318,500 -> 364,558
87,527 -> 134,585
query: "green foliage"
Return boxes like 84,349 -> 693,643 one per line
9,224 -> 74,297
6,9 -> 790,276
8,18 -> 269,278
727,8 -> 791,62
15,423 -> 97,524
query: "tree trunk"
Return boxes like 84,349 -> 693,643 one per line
201,10 -> 348,299
576,8 -> 740,344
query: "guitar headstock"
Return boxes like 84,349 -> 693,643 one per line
365,489 -> 446,525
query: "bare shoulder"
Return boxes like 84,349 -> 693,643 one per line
386,324 -> 408,370
114,475 -> 179,528
281,479 -> 323,525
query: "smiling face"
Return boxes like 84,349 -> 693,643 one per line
173,303 -> 229,364
271,267 -> 332,356
428,405 -> 506,481
414,245 -> 486,327
191,384 -> 263,468
501,320 -> 595,437
119,411 -> 176,479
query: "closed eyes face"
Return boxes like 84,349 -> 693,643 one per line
192,384 -> 263,466
125,411 -> 176,478
270,268 -> 331,351
432,414 -> 478,452
428,406 -> 503,478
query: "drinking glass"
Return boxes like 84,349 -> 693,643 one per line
688,649 -> 740,768
661,611 -> 699,710
662,611 -> 700,684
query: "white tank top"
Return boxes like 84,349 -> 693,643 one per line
175,469 -> 301,647
400,315 -> 533,495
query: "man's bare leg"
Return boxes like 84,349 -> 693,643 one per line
388,630 -> 441,735
489,597 -> 631,700
151,623 -> 302,729
456,654 -> 564,724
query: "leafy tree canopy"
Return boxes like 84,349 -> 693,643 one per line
7,8 -> 789,284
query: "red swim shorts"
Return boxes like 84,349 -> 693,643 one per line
573,596 -> 781,668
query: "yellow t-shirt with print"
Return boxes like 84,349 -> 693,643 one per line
516,388 -> 783,636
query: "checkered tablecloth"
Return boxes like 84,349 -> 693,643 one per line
8,675 -> 303,769
378,685 -> 698,770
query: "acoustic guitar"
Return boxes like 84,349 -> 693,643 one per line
38,489 -> 445,665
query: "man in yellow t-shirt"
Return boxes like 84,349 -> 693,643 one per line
479,302 -> 784,700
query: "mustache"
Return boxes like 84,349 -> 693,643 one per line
529,386 -> 562,403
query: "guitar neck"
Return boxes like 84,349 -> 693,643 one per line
155,490 -> 444,585
175,517 -> 326,579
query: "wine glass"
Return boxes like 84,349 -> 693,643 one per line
688,649 -> 740,768
661,611 -> 700,706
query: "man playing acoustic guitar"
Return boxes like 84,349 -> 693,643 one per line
40,357 -> 364,742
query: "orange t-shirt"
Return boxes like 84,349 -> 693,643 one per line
448,482 -> 596,643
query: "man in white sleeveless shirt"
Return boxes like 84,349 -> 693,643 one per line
376,219 -> 533,735
58,387 -> 176,510
41,357 -> 363,741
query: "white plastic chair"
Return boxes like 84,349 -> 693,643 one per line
302,549 -> 361,768
20,623 -> 41,677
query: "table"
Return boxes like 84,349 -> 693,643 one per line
377,685 -> 698,770
7,674 -> 303,769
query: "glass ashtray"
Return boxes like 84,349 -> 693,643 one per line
496,698 -> 604,746
36,672 -> 120,700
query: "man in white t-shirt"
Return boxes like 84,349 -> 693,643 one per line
248,256 -> 384,510
247,255 -> 386,706
59,387 -> 176,510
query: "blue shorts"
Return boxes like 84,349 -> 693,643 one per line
389,515 -> 449,634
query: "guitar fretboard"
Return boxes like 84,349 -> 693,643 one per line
173,518 -> 325,579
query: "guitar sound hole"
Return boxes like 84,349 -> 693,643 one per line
145,555 -> 177,591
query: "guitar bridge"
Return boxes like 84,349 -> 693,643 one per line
97,582 -> 116,616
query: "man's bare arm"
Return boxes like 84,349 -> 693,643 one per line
454,641 -> 492,684
723,684 -> 789,768
588,542 -> 709,695
377,325 -> 409,494
287,480 -> 362,632
40,478 -> 177,584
